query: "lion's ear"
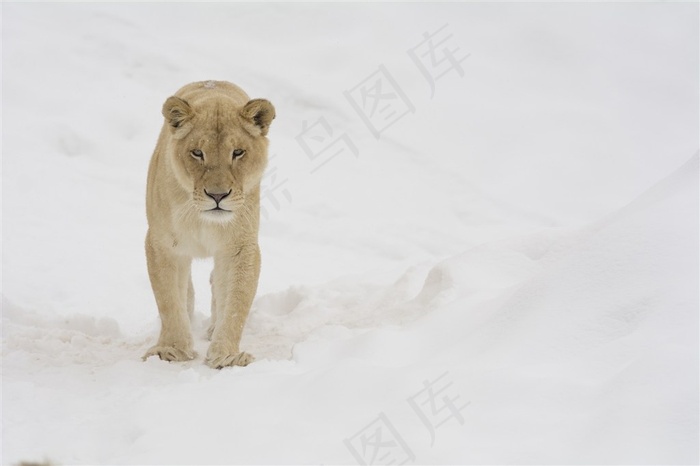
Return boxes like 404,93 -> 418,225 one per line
240,99 -> 275,137
162,96 -> 194,129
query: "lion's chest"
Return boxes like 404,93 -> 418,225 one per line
171,226 -> 226,258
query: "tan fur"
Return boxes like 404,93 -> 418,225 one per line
143,80 -> 275,369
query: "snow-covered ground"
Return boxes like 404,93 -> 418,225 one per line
2,3 -> 698,464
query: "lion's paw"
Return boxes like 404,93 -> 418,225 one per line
143,345 -> 196,362
205,344 -> 254,369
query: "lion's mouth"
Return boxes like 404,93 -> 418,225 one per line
201,206 -> 235,224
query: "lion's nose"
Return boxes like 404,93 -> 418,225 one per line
205,189 -> 231,205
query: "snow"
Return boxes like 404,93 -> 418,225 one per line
2,2 -> 698,464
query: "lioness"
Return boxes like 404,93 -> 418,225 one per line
143,80 -> 274,368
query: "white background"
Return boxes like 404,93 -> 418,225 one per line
2,3 -> 698,464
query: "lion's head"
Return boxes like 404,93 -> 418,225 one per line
161,91 -> 275,224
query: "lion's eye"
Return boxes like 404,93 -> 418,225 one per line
232,149 -> 246,159
190,149 -> 204,159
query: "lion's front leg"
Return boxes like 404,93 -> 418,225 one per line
206,244 -> 260,369
143,232 -> 196,362
207,271 -> 218,341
